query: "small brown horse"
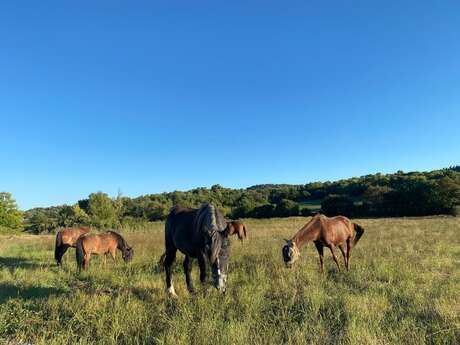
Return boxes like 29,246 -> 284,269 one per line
226,220 -> 248,241
76,231 -> 133,271
55,226 -> 90,266
282,214 -> 364,272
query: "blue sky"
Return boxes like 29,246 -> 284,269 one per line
1,1 -> 459,210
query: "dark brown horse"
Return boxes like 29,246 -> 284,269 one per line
159,204 -> 230,296
55,226 -> 90,266
226,220 -> 247,241
76,231 -> 133,271
282,214 -> 364,272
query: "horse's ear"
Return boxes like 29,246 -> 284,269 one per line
283,238 -> 289,243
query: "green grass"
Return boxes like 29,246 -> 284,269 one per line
0,217 -> 459,344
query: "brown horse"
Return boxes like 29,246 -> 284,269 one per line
76,231 -> 133,271
282,214 -> 364,272
55,226 -> 90,266
226,220 -> 248,241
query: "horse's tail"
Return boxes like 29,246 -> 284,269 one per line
352,223 -> 365,247
76,237 -> 85,271
242,224 -> 248,240
54,231 -> 63,265
158,252 -> 166,272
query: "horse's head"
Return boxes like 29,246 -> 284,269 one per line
206,231 -> 230,292
282,239 -> 300,267
122,246 -> 134,262
200,204 -> 230,292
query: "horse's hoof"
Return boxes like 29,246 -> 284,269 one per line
166,286 -> 178,298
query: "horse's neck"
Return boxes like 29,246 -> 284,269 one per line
292,225 -> 318,249
117,237 -> 125,250
110,234 -> 124,249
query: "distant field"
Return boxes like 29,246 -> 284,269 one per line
0,217 -> 459,345
298,200 -> 322,212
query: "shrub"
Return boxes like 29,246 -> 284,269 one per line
321,194 -> 356,217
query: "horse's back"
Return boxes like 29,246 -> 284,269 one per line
165,206 -> 205,257
60,227 -> 90,247
80,233 -> 117,254
318,215 -> 353,244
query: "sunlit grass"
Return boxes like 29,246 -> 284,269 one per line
0,217 -> 459,344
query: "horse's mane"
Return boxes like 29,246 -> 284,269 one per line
292,214 -> 322,240
107,230 -> 127,249
195,203 -> 226,235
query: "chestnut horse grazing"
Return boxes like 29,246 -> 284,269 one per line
76,231 -> 133,271
226,220 -> 248,241
282,214 -> 364,272
55,226 -> 90,266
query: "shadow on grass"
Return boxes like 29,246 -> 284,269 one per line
327,269 -> 369,293
0,257 -> 44,271
0,283 -> 65,303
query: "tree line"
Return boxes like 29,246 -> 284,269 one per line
1,167 -> 459,234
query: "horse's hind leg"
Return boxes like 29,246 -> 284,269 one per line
183,256 -> 195,293
346,238 -> 351,270
327,245 -> 341,272
338,244 -> 348,271
164,249 -> 177,296
83,254 -> 91,270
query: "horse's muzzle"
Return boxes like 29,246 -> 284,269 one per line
212,271 -> 227,292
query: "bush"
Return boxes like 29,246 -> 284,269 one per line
300,208 -> 315,217
250,204 -> 276,218
321,194 -> 356,217
274,199 -> 300,217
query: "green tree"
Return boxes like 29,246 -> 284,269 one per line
321,194 -> 356,217
274,199 -> 300,217
87,192 -> 119,228
57,204 -> 91,227
24,209 -> 57,234
0,192 -> 23,232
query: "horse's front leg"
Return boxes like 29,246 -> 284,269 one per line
314,242 -> 324,273
183,256 -> 195,293
110,248 -> 116,261
164,249 -> 177,297
197,254 -> 207,284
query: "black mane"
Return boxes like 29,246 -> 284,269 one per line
107,230 -> 128,250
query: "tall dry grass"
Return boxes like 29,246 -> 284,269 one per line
0,216 -> 459,344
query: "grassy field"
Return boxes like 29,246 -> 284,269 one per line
0,217 -> 459,345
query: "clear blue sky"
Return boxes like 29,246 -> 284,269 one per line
1,1 -> 459,210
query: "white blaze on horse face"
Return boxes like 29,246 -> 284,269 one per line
284,243 -> 300,266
